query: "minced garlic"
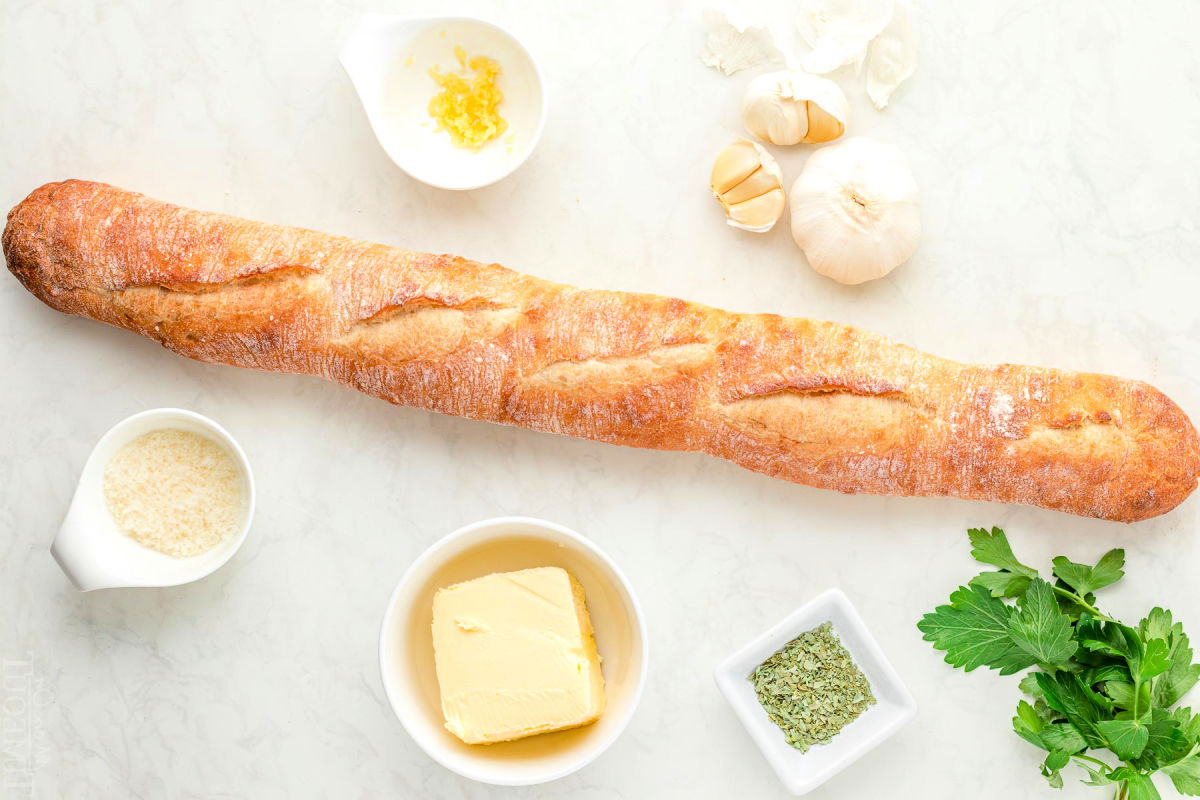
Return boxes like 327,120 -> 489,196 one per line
428,45 -> 508,150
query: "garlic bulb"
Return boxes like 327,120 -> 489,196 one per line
711,140 -> 786,233
742,71 -> 849,146
789,137 -> 920,284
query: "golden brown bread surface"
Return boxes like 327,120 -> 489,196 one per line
5,180 -> 1199,521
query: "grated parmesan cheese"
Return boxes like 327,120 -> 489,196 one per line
102,428 -> 243,558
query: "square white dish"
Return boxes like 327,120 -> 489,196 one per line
713,588 -> 917,795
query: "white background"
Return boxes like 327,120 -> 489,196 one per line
2,1 -> 1199,798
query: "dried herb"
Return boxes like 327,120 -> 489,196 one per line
749,621 -> 876,752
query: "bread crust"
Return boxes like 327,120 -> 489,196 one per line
5,180 -> 1198,522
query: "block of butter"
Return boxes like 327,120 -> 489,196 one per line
431,566 -> 606,744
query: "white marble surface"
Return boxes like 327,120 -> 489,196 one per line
2,1 -> 1200,798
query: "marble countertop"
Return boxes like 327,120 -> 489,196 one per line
3,1 -> 1200,798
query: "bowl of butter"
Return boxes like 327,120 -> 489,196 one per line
379,516 -> 648,785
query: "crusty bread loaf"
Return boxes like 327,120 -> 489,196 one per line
5,180 -> 1198,521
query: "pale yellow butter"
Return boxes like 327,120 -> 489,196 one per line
431,567 -> 606,744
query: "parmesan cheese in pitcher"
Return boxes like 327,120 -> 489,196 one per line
102,428 -> 243,558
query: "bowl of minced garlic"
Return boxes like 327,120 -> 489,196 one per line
51,408 -> 254,591
340,15 -> 547,190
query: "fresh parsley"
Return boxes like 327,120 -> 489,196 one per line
918,527 -> 1200,799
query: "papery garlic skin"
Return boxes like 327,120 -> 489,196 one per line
700,9 -> 785,76
711,140 -> 786,233
866,1 -> 917,109
743,71 -> 849,146
789,137 -> 920,284
797,0 -> 895,75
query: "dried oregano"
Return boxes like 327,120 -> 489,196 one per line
749,621 -> 876,752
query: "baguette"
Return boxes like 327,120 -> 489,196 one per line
5,180 -> 1198,522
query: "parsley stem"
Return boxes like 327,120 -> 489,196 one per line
1050,585 -> 1116,623
1071,754 -> 1111,770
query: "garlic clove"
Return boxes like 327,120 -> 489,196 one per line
711,139 -> 763,194
797,0 -> 895,75
866,1 -> 917,109
742,71 -> 848,146
728,189 -> 786,231
743,74 -> 808,145
804,98 -> 845,143
722,165 -> 783,205
789,137 -> 920,284
711,140 -> 786,233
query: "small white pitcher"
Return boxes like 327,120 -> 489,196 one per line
52,408 -> 255,591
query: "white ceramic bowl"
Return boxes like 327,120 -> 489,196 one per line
714,588 -> 917,795
379,516 -> 647,785
340,14 -> 547,190
52,408 -> 255,591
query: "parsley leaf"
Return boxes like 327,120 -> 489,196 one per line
970,570 -> 1032,599
1052,549 -> 1126,596
1098,719 -> 1149,760
1162,751 -> 1200,795
1139,710 -> 1191,765
1140,608 -> 1200,707
1080,663 -> 1131,686
1040,722 -> 1088,754
1014,699 -> 1049,750
1104,680 -> 1146,711
1142,638 -> 1172,682
1123,772 -> 1164,800
1035,672 -> 1107,749
1041,750 -> 1070,788
917,584 -> 1034,674
1019,672 -> 1044,697
1007,579 -> 1078,667
1172,707 -> 1200,740
968,527 -> 1038,577
1080,763 -> 1114,786
1141,607 -> 1177,640
1078,617 -> 1161,681
1076,615 -> 1134,658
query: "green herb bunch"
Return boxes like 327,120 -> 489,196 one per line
918,528 -> 1200,800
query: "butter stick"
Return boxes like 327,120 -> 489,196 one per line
431,567 -> 606,744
